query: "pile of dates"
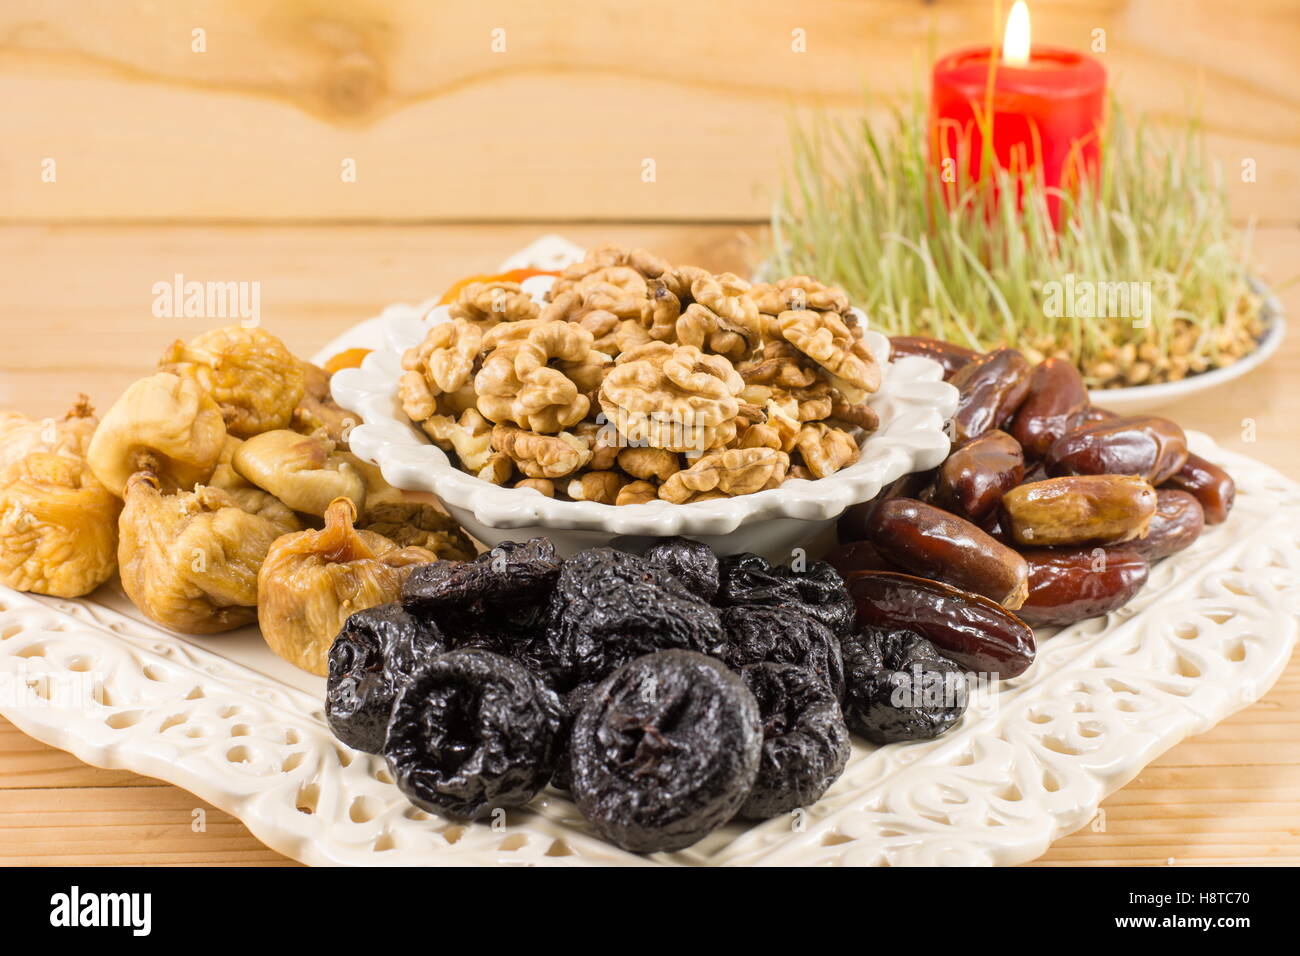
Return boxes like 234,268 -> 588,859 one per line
324,537 -> 980,854
836,340 -> 1237,628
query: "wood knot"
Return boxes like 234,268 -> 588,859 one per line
320,51 -> 385,120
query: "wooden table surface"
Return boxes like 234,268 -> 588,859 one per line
1,222 -> 1297,866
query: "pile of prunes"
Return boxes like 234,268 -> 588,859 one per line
324,537 -> 971,854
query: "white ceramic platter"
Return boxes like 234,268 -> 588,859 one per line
0,431 -> 1295,866
0,237 -> 1294,866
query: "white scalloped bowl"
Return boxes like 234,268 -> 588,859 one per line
332,280 -> 958,558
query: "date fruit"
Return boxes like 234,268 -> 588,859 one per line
888,336 -> 978,380
1165,453 -> 1236,525
1079,406 -> 1118,425
1046,415 -> 1189,485
1010,358 -> 1089,458
838,469 -> 935,542
932,429 -> 1025,523
825,539 -> 896,578
1128,488 -> 1204,561
847,571 -> 1036,679
1000,475 -> 1157,547
866,498 -> 1029,609
1017,547 -> 1149,627
947,348 -> 1033,445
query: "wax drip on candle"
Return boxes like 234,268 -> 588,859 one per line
1002,1 -> 1031,66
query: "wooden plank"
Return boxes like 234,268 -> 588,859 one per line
0,222 -> 756,416
0,720 -> 147,789
1,1 -> 1296,222
0,783 -> 298,865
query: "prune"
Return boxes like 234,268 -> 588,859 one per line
550,682 -> 597,792
326,602 -> 449,754
865,498 -> 1029,609
1165,453 -> 1235,525
1000,475 -> 1157,547
644,536 -> 720,601
888,336 -> 978,380
1016,547 -> 1149,627
716,553 -> 856,636
1009,358 -> 1089,458
1128,489 -> 1204,561
737,663 -> 850,820
402,538 -> 561,617
402,539 -> 559,648
452,627 -> 561,686
721,605 -> 845,699
848,571 -> 1035,679
384,648 -> 564,822
841,626 -> 968,743
947,348 -> 1033,445
570,650 -> 762,853
786,562 -> 857,636
545,548 -> 726,684
1046,416 -> 1188,485
932,430 -> 1025,523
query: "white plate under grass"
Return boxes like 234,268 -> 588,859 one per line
1087,281 -> 1286,415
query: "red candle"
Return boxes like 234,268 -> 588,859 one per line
930,2 -> 1106,223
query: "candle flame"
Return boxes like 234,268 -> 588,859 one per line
1002,1 -> 1031,66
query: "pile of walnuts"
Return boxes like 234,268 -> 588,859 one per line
400,246 -> 883,504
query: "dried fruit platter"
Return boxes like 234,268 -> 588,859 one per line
0,387 -> 1295,862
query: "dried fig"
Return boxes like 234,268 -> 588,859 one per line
257,498 -> 436,676
208,435 -> 252,491
292,361 -> 356,446
232,429 -> 367,517
118,473 -> 300,633
361,487 -> 475,561
0,395 -> 99,482
87,372 -> 227,497
0,452 -> 120,597
158,326 -> 305,437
